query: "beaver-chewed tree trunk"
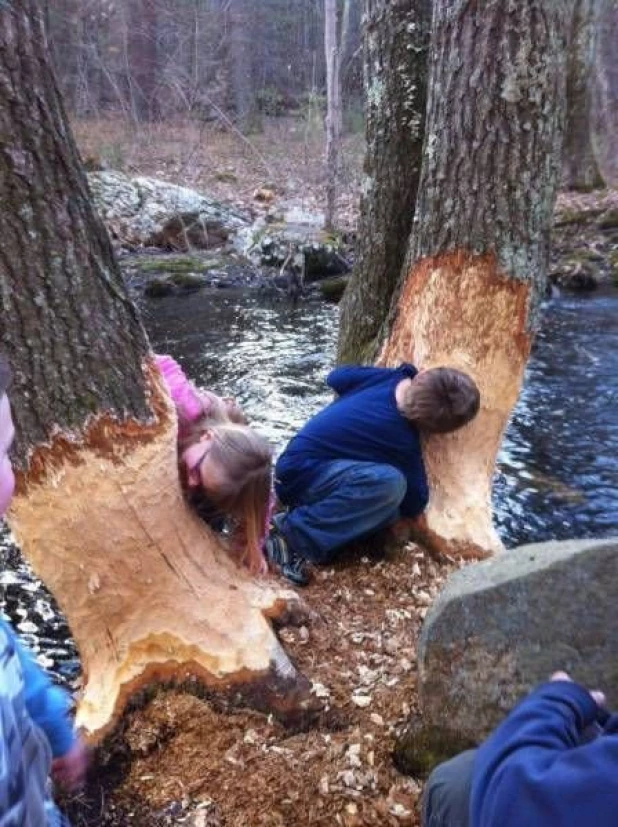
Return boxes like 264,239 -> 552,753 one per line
0,1 -> 309,743
337,0 -> 430,365
380,0 -> 573,559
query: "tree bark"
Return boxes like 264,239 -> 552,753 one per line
562,0 -> 604,190
324,0 -> 341,230
0,1 -> 309,742
380,0 -> 573,559
337,0 -> 430,364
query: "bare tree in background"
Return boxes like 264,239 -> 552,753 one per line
229,0 -> 258,131
324,0 -> 342,229
563,0 -> 604,190
129,0 -> 159,121
592,0 -> 618,185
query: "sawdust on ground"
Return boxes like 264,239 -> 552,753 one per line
63,545 -> 461,827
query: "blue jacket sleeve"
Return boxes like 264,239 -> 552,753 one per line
12,631 -> 76,758
326,365 -> 397,396
471,681 -> 618,827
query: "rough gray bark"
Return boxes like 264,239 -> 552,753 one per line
380,0 -> 575,560
407,0 -> 573,314
563,0 -> 604,190
0,1 -> 151,466
337,0 -> 430,364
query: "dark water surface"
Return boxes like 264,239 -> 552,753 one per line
3,286 -> 618,679
143,286 -> 618,548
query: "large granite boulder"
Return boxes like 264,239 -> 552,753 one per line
418,538 -> 618,741
87,171 -> 249,251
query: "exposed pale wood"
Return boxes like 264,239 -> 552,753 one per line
379,0 -> 572,558
9,365 -> 307,741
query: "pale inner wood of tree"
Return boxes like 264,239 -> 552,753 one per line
381,253 -> 532,558
7,375 -> 297,742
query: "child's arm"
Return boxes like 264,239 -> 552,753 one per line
471,680 -> 616,827
326,365 -> 398,396
11,627 -> 76,758
154,353 -> 210,425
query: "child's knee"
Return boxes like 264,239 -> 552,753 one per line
372,465 -> 407,508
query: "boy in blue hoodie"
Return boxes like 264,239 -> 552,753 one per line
266,363 -> 480,585
422,671 -> 615,827
0,356 -> 87,824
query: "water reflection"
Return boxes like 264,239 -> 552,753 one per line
3,286 -> 618,679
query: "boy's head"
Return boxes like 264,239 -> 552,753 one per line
399,367 -> 480,434
0,355 -> 15,517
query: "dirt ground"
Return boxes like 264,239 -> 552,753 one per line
62,545 -> 459,827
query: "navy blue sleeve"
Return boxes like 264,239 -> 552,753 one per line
12,631 -> 76,758
326,366 -> 393,396
471,681 -> 618,827
327,363 -> 417,396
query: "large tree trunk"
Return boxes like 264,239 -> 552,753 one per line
337,0 -> 430,364
562,0 -> 604,190
0,2 -> 309,743
380,0 -> 572,559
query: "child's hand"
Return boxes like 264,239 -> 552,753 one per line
52,737 -> 89,791
550,671 -> 606,709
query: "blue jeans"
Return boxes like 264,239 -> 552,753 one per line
422,750 -> 475,827
276,460 -> 407,564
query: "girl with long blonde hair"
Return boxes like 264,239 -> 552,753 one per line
156,354 -> 273,574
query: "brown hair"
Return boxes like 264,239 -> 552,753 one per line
185,423 -> 273,573
400,367 -> 480,434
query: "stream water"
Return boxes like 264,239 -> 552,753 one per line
2,285 -> 618,681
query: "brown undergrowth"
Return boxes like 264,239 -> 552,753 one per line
62,546 -> 461,827
72,115 -> 364,230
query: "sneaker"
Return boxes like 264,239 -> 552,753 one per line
264,530 -> 311,587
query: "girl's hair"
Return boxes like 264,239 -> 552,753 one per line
184,423 -> 273,573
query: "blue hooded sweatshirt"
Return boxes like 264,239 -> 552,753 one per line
471,680 -> 618,827
275,364 -> 429,517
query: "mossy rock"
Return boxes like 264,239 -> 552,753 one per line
554,208 -> 590,227
318,275 -> 349,303
144,278 -> 175,298
392,718 -> 477,778
597,208 -> 618,230
170,272 -> 209,290
136,256 -> 201,275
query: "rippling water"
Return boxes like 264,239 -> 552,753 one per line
3,285 -> 618,679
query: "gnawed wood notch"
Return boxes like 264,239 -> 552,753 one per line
381,252 -> 532,559
8,362 -> 312,741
